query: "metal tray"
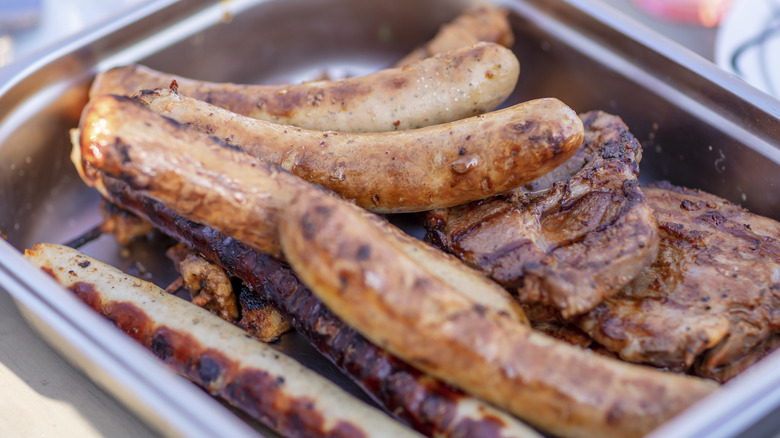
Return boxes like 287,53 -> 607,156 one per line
1,0 -> 779,436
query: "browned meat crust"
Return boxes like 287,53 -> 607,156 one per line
280,185 -> 714,438
166,243 -> 292,342
425,111 -> 659,317
167,243 -> 240,322
579,181 -> 780,378
521,303 -> 595,349
88,174 -> 538,438
234,282 -> 293,344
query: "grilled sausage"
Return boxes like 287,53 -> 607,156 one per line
90,42 -> 520,133
278,187 -> 719,438
133,88 -> 583,213
72,94 -> 526,320
86,174 -> 543,438
395,5 -> 514,67
24,243 -> 421,438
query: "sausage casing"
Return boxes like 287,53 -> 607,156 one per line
90,174 -> 542,438
278,187 -> 719,438
136,88 -> 584,213
24,243 -> 421,438
73,94 -> 525,319
90,42 -> 520,133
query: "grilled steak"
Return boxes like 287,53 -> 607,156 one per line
579,181 -> 780,378
425,111 -> 658,317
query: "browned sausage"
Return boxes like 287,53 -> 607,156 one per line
90,42 -> 520,133
76,172 -> 544,438
24,243 -> 422,438
134,88 -> 583,213
277,187 -> 719,438
72,94 -> 526,320
395,5 -> 515,67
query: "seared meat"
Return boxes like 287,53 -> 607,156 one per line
167,243 -> 239,322
425,111 -> 659,317
579,182 -> 780,378
521,303 -> 594,349
167,242 -> 291,342
233,281 -> 292,343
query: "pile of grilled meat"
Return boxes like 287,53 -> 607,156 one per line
29,5 -> 780,438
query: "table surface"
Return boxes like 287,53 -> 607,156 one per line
0,0 -> 730,437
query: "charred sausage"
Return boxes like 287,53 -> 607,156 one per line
24,243 -> 422,438
84,174 -> 543,438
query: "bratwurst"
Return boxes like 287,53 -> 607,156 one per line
87,175 -> 542,438
72,94 -> 526,320
395,5 -> 515,67
25,243 -> 422,438
134,88 -> 584,213
279,187 -> 717,438
90,42 -> 520,133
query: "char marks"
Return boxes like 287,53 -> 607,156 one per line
425,111 -> 658,318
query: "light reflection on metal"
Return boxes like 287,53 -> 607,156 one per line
0,35 -> 12,67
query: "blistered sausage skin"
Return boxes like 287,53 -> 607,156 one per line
134,88 -> 583,213
24,243 -> 421,438
90,42 -> 520,133
72,94 -> 526,320
278,188 -> 719,438
85,174 -> 543,438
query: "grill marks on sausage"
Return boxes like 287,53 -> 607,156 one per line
128,89 -> 578,214
66,281 -> 367,438
95,175 -> 521,437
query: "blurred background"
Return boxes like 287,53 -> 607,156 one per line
2,0 -> 776,97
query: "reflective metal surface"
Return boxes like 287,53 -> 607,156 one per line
0,0 -> 779,436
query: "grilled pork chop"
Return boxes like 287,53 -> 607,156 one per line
579,181 -> 780,378
425,111 -> 659,317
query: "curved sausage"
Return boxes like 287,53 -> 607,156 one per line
278,187 -> 719,438
24,243 -> 421,438
395,5 -> 515,67
90,42 -> 520,133
72,94 -> 526,320
87,174 -> 543,438
135,88 -> 584,213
